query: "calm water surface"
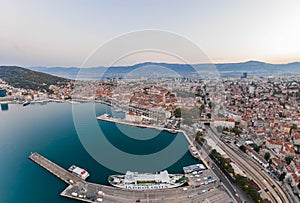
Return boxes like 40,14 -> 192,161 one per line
0,102 -> 199,203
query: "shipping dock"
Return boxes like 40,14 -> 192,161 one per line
29,152 -> 231,203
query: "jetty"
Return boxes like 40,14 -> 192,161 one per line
29,152 -> 84,184
28,152 -> 230,203
97,114 -> 180,134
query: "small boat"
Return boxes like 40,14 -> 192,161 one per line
188,145 -> 200,159
114,108 -> 122,112
22,101 -> 30,106
168,129 -> 178,134
183,164 -> 206,174
68,165 -> 90,180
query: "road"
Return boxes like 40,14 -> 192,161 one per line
208,127 -> 290,203
181,126 -> 241,203
194,141 -> 250,203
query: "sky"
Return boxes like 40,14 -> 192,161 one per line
0,0 -> 300,67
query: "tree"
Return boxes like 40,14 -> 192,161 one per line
199,104 -> 205,112
239,145 -> 246,153
223,127 -> 229,132
279,172 -> 286,182
268,159 -> 273,165
264,152 -> 271,161
174,108 -> 181,118
208,102 -> 212,109
285,157 -> 293,165
195,131 -> 206,144
207,113 -> 211,119
232,127 -> 241,135
290,124 -> 297,135
253,145 -> 260,153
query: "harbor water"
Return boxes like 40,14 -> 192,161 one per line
0,102 -> 200,203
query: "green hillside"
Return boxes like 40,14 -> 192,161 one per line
0,66 -> 71,92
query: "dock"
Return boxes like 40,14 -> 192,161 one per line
96,114 -> 180,134
29,152 -> 233,203
29,152 -> 85,185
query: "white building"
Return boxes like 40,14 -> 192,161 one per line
125,112 -> 142,123
124,170 -> 170,184
213,118 -> 235,128
249,86 -> 255,94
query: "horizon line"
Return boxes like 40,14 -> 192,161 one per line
1,59 -> 300,69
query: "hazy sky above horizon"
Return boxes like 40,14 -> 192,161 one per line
1,0 -> 300,67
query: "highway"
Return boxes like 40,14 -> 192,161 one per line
208,127 -> 290,203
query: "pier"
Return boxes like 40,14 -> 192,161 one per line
97,114 -> 180,133
29,152 -> 233,203
29,152 -> 85,185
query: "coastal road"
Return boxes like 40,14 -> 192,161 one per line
181,126 -> 240,203
208,127 -> 290,203
194,142 -> 246,203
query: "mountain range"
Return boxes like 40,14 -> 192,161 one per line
26,61 -> 300,80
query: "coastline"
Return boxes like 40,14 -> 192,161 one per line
96,113 -> 210,168
96,114 -> 180,134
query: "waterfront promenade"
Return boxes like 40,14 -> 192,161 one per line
97,114 -> 210,168
96,114 -> 179,133
29,152 -> 233,203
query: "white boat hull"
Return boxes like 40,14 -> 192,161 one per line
110,182 -> 185,190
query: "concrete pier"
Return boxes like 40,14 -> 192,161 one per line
97,114 -> 180,133
29,152 -> 233,203
29,152 -> 85,185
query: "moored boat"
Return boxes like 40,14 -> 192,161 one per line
183,164 -> 206,174
22,101 -> 30,106
108,170 -> 188,190
68,165 -> 89,180
188,145 -> 200,159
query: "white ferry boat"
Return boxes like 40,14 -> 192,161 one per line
183,164 -> 206,174
108,170 -> 188,190
68,165 -> 90,180
188,145 -> 200,159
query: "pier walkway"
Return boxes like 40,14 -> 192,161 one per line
29,152 -> 233,203
29,152 -> 85,185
